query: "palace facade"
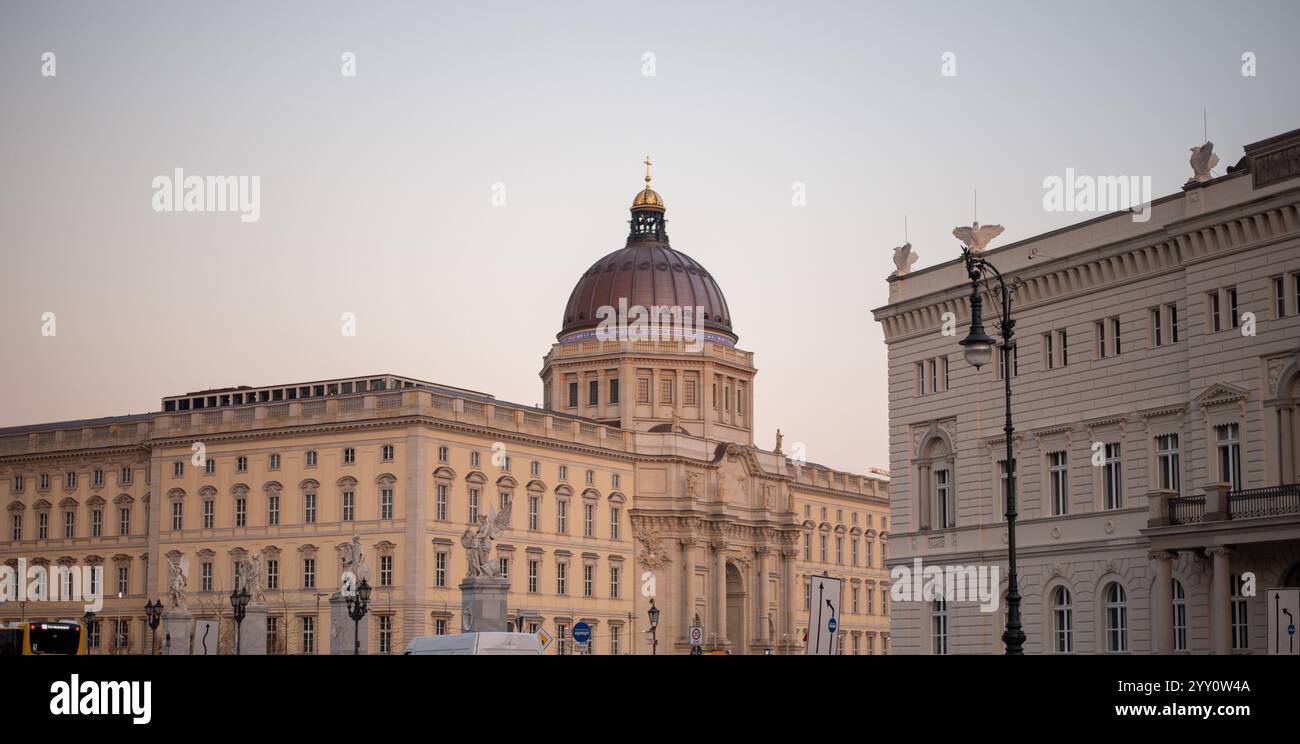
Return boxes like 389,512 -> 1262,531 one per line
873,127 -> 1300,654
0,175 -> 890,654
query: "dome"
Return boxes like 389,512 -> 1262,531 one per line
559,242 -> 735,342
631,187 -> 664,210
559,168 -> 735,344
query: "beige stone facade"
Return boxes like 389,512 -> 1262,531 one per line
1,183 -> 890,655
873,128 -> 1300,654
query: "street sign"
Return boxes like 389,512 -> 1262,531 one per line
688,625 -> 703,646
537,626 -> 555,654
805,574 -> 843,656
1267,588 -> 1300,655
572,621 -> 592,645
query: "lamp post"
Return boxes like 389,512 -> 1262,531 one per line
83,610 -> 96,655
646,599 -> 661,655
958,245 -> 1025,655
230,586 -> 250,656
347,578 -> 372,655
144,600 -> 162,656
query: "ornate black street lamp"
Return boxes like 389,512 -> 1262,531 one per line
959,245 -> 1025,655
347,578 -> 372,655
230,586 -> 250,655
647,599 -> 660,656
144,600 -> 162,656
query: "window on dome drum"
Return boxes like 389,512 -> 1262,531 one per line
684,379 -> 697,405
660,378 -> 674,404
609,378 -> 619,404
587,379 -> 598,407
639,378 -> 650,404
568,382 -> 578,408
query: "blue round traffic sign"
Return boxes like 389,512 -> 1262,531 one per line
572,621 -> 592,643
827,618 -> 838,634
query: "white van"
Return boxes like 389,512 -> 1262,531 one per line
403,632 -> 543,656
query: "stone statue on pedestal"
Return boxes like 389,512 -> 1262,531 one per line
166,556 -> 188,611
461,503 -> 512,578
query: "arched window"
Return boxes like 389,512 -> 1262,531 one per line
1172,579 -> 1187,652
931,599 -> 948,655
1052,586 -> 1073,653
1104,583 -> 1128,652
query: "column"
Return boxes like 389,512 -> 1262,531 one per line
712,541 -> 727,644
680,537 -> 696,639
755,547 -> 770,644
780,546 -> 796,652
1208,547 -> 1233,655
1149,551 -> 1175,654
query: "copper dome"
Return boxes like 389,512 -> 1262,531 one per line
559,241 -> 735,342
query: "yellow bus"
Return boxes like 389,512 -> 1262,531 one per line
0,621 -> 86,655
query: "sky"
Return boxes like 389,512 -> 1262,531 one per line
1,0 -> 1298,473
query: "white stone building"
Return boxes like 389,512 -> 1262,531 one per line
872,128 -> 1300,654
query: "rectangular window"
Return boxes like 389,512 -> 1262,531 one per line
471,451 -> 481,468
499,557 -> 508,581
916,361 -> 925,396
342,491 -> 355,521
661,378 -> 674,404
201,562 -> 213,592
435,552 -> 447,587
531,461 -> 541,477
1156,433 -> 1180,494
1229,287 -> 1239,328
528,559 -> 539,593
1216,423 -> 1242,491
117,566 -> 129,595
303,558 -> 316,589
610,378 -> 619,404
304,493 -> 316,523
1275,276 -> 1286,318
568,382 -> 578,408
438,446 -> 448,464
203,500 -> 215,529
266,559 -> 279,590
379,616 -> 393,654
302,616 -> 315,654
11,514 -> 21,541
584,503 -> 595,536
928,359 -> 937,395
268,494 -> 280,525
610,625 -> 621,655
835,536 -> 844,564
91,509 -> 102,537
936,468 -> 952,528
610,506 -> 620,539
380,555 -> 393,586
528,496 -> 539,531
64,510 -> 75,538
380,488 -> 393,520
171,502 -> 183,530
270,453 -> 282,469
468,488 -> 480,523
638,378 -> 650,404
173,462 -> 184,478
236,456 -> 248,472
39,512 -> 48,539
584,564 -> 594,597
557,500 -> 568,533
851,538 -> 859,566
1231,574 -> 1249,650
205,459 -> 216,475
1103,443 -> 1123,510
1112,318 -> 1121,355
436,484 -> 448,521
685,378 -> 697,405
1043,333 -> 1054,370
588,379 -> 599,406
119,507 -> 130,536
556,562 -> 567,595
306,450 -> 317,467
93,469 -> 104,487
1210,291 -> 1222,332
1058,330 -> 1068,366
1048,451 -> 1068,516
343,448 -> 356,465
119,468 -> 131,485
1152,306 -> 1162,347
610,566 -> 620,598
236,497 -> 247,527
381,445 -> 394,462
1170,304 -> 1179,343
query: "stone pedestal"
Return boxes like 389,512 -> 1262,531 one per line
161,609 -> 192,655
330,592 -> 370,655
237,603 -> 268,655
460,575 -> 510,632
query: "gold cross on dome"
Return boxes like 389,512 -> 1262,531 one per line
644,155 -> 652,185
